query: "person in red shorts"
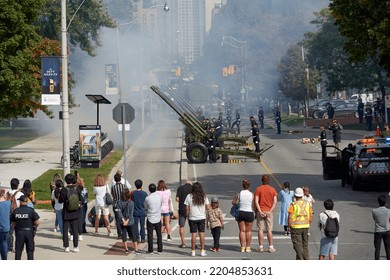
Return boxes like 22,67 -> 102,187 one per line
254,175 -> 278,253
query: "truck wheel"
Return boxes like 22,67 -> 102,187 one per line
186,142 -> 208,163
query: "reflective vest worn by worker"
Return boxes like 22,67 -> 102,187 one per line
289,200 -> 311,229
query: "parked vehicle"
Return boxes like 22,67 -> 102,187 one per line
312,100 -> 358,119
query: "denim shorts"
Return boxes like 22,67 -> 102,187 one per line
320,237 -> 338,256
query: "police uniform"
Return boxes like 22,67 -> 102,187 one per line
258,107 -> 264,129
251,124 -> 260,152
365,106 -> 373,131
11,195 -> 39,260
319,128 -> 327,159
327,104 -> 335,119
207,126 -> 217,163
275,108 -> 281,134
226,109 -> 232,128
357,101 -> 364,124
231,110 -> 241,134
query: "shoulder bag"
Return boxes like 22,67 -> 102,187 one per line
104,185 -> 113,206
230,192 -> 240,219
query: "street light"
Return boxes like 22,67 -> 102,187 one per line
116,2 -> 169,129
221,35 -> 248,104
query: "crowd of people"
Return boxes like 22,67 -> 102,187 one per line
0,172 -> 389,260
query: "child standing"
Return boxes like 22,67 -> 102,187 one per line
278,181 -> 295,235
302,186 -> 315,236
206,196 -> 224,252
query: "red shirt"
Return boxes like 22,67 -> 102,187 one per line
255,184 -> 277,212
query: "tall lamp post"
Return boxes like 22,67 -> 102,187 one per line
116,2 -> 169,130
221,35 -> 248,103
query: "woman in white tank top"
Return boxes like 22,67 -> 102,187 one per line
232,179 -> 254,253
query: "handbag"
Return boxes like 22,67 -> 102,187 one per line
230,192 -> 240,219
104,185 -> 113,205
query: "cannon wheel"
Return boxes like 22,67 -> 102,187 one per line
186,142 -> 208,163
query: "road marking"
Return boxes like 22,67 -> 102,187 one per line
260,160 -> 283,189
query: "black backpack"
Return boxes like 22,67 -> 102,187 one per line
324,212 -> 339,238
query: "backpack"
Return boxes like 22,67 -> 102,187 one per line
66,186 -> 80,211
323,212 -> 339,238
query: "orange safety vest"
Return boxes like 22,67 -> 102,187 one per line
290,200 -> 311,229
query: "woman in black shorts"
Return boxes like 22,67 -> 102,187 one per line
232,179 -> 255,253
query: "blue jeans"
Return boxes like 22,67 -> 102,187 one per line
55,209 -> 64,234
0,231 -> 9,260
134,215 -> 146,241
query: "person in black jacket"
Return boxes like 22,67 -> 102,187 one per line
275,107 -> 282,134
11,195 -> 40,260
251,123 -> 260,153
59,173 -> 82,253
319,125 -> 327,159
258,106 -> 264,129
231,110 -> 241,134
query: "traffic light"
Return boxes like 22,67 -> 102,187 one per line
228,64 -> 235,75
176,66 -> 181,77
223,67 -> 228,76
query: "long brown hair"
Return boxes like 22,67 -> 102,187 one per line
94,174 -> 106,186
191,182 -> 205,206
157,180 -> 167,191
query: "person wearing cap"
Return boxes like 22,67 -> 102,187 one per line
206,196 -> 224,252
10,195 -> 40,260
287,187 -> 313,260
274,107 -> 281,134
254,174 -> 278,253
328,119 -> 342,150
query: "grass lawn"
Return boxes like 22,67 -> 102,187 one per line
0,127 -> 41,149
33,150 -> 123,209
282,115 -> 305,126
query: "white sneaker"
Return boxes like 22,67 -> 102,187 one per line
70,235 -> 74,241
53,228 -> 57,232
190,250 -> 196,257
78,235 -> 83,241
72,247 -> 79,253
108,232 -> 114,237
64,247 -> 70,253
200,250 -> 207,257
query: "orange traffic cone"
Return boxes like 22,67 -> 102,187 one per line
376,125 -> 381,137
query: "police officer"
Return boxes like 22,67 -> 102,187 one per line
258,106 -> 264,129
365,104 -> 373,131
11,195 -> 40,260
251,123 -> 260,153
357,99 -> 364,124
275,107 -> 281,134
231,110 -> 241,134
212,117 -> 223,140
327,103 -> 335,120
250,116 -> 257,127
341,143 -> 354,187
319,125 -> 327,159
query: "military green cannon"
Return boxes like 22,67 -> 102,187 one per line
150,85 -> 273,163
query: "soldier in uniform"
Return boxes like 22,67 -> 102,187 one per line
226,109 -> 232,128
212,117 -> 223,140
11,195 -> 40,260
202,118 -> 211,131
319,125 -> 327,159
231,110 -> 241,134
357,99 -> 364,124
365,104 -> 373,131
251,123 -> 260,152
275,107 -> 281,134
250,116 -> 257,127
341,144 -> 355,187
258,106 -> 264,129
207,126 -> 217,163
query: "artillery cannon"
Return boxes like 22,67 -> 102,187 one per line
150,85 -> 273,163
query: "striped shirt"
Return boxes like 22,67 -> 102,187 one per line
110,182 -> 128,204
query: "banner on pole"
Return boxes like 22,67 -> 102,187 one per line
105,64 -> 118,95
41,56 -> 61,105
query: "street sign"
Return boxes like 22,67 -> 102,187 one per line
113,103 -> 135,124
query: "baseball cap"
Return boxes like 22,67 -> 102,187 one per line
18,195 -> 28,202
294,187 -> 304,197
211,196 -> 218,203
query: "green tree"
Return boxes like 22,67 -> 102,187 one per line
0,0 -> 49,120
304,8 -> 386,94
36,0 -> 115,57
329,0 -> 390,98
